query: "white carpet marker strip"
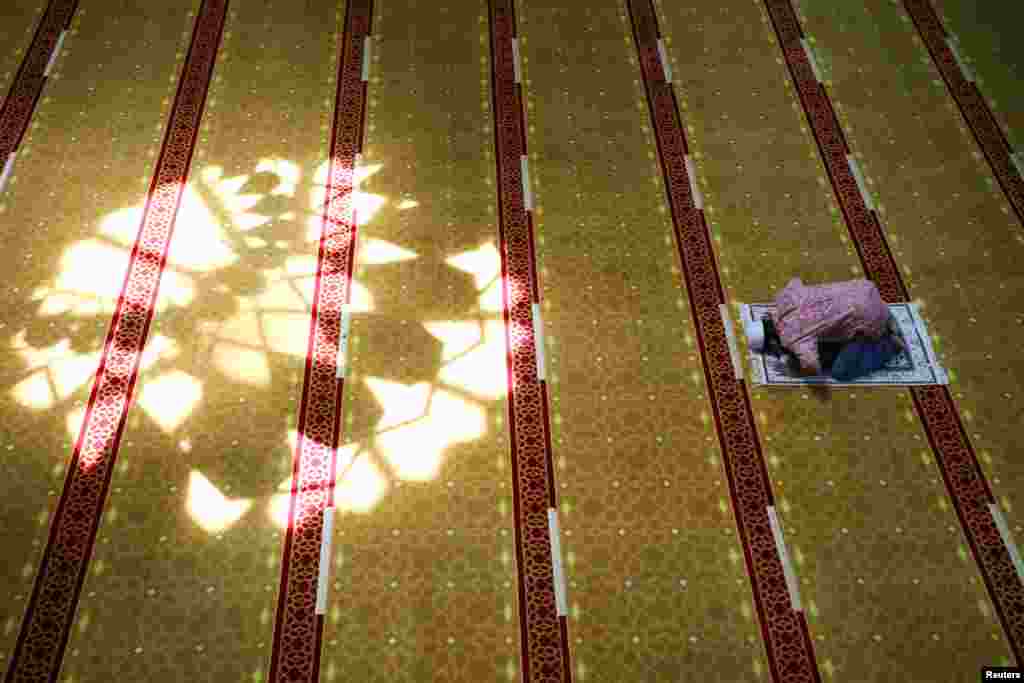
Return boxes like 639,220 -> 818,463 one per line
767,506 -> 802,612
684,155 -> 703,210
846,155 -> 875,211
512,38 -> 522,84
0,153 -> 14,195
656,39 -> 673,84
315,507 -> 335,615
945,38 -> 974,83
719,304 -> 742,381
989,503 -> 1024,582
547,508 -> 568,616
908,303 -> 948,384
532,303 -> 546,381
335,307 -> 351,379
44,31 -> 67,77
361,37 -> 371,82
800,38 -> 823,83
521,155 -> 533,211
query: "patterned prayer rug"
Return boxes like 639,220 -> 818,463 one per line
738,302 -> 949,386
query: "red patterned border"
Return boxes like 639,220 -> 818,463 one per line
3,2 -> 229,682
0,0 -> 79,160
487,1 -> 571,681
630,1 -> 825,680
763,0 -> 1023,662
627,2 -> 823,682
902,0 -> 1024,227
266,2 -> 371,682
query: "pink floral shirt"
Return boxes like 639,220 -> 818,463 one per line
770,278 -> 889,373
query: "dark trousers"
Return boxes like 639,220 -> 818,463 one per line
819,334 -> 903,381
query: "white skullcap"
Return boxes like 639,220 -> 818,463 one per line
745,319 -> 765,352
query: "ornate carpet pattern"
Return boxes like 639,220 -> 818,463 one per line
763,0 -> 1022,662
0,0 -> 1020,681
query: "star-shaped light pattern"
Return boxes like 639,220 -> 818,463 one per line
8,154 -> 506,535
264,237 -> 508,528
187,470 -> 253,534
365,377 -> 487,481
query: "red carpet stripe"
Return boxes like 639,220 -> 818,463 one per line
266,2 -> 372,682
487,1 -> 572,681
762,0 -> 1024,662
2,2 -> 229,682
0,0 -> 79,161
902,0 -> 1024,227
625,2 -> 823,682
